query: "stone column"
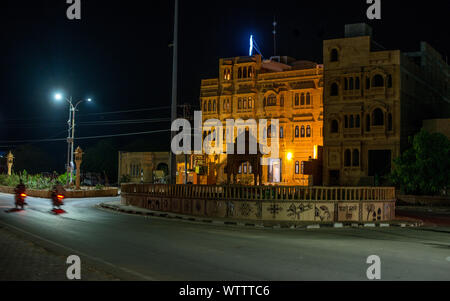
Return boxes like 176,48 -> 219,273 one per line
74,147 -> 83,190
6,151 -> 14,176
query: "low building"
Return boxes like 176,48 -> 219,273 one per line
118,151 -> 170,184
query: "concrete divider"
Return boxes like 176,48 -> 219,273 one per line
121,183 -> 396,223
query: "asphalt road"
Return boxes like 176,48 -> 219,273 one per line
0,193 -> 449,281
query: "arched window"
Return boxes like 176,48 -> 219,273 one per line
243,67 -> 247,78
388,113 -> 393,131
238,98 -> 242,110
356,115 -> 361,128
331,120 -> 339,133
208,100 -> 211,111
203,101 -> 207,111
330,49 -> 339,62
344,78 -> 348,90
248,97 -> 252,109
349,78 -> 354,90
372,74 -> 384,87
238,68 -> 242,79
366,115 -> 371,132
280,127 -> 284,138
248,67 -> 253,78
280,95 -> 284,107
373,108 -> 384,126
267,94 -> 277,106
306,125 -> 311,137
330,83 -> 339,96
306,93 -> 311,105
352,150 -> 360,167
350,115 -> 354,128
344,115 -> 349,128
355,77 -> 360,90
295,161 -> 300,174
301,126 -> 305,138
300,93 -> 305,106
295,94 -> 299,106
243,98 -> 247,109
344,149 -> 351,167
295,126 -> 299,138
213,100 -> 216,111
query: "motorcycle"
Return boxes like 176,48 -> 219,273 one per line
52,192 -> 65,209
15,192 -> 27,210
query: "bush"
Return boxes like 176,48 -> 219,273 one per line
390,130 -> 450,195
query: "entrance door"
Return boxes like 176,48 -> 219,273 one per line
329,170 -> 340,186
267,158 -> 282,183
368,150 -> 392,178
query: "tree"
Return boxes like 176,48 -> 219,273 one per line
390,130 -> 450,195
82,139 -> 118,184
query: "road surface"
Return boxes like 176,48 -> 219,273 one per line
0,193 -> 449,281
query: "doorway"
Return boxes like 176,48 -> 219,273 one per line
329,170 -> 340,186
267,158 -> 282,183
368,150 -> 392,178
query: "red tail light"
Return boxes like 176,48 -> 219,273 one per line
20,193 -> 27,197
57,195 -> 64,199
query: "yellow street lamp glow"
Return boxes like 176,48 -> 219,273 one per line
287,152 -> 293,161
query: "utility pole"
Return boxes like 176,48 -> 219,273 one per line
66,97 -> 73,187
169,0 -> 179,185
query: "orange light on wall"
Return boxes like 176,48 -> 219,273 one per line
313,145 -> 318,159
287,152 -> 293,161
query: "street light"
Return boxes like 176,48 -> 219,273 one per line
54,93 -> 92,187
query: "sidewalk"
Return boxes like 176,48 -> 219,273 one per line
0,225 -> 119,281
99,201 -> 423,229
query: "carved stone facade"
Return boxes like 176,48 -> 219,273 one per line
323,24 -> 450,186
200,55 -> 324,185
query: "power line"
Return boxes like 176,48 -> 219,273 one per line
78,106 -> 172,116
0,129 -> 171,144
0,106 -> 172,122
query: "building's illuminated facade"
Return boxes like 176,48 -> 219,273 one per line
200,54 -> 324,185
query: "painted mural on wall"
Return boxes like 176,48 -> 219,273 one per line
124,193 -> 395,223
338,203 -> 360,222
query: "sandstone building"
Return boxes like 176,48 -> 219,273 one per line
200,55 -> 324,185
322,24 -> 450,186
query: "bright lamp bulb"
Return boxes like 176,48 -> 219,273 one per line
287,152 -> 293,161
54,93 -> 63,100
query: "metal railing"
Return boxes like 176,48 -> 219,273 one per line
121,183 -> 395,202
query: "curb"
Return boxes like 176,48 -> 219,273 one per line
98,203 -> 423,230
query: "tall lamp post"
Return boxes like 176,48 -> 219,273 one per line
54,93 -> 92,186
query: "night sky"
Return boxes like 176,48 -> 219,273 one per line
1,0 -> 449,172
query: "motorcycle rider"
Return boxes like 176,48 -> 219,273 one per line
14,179 -> 27,209
51,184 -> 66,209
